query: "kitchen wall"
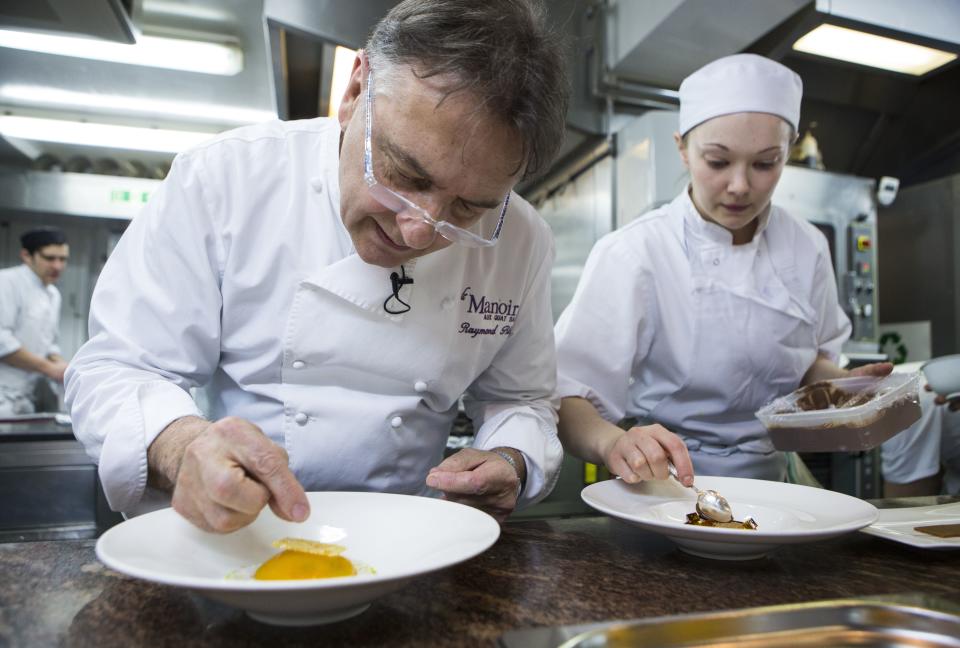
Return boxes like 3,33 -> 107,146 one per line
878,173 -> 960,357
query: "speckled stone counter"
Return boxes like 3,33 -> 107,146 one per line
2,499 -> 959,647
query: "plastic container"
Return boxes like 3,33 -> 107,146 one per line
755,373 -> 921,452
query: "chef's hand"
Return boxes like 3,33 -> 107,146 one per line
847,362 -> 894,378
148,415 -> 310,533
926,384 -> 960,412
426,447 -> 523,523
602,424 -> 694,486
43,358 -> 68,383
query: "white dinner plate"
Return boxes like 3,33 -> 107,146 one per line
582,477 -> 878,560
860,502 -> 960,550
96,491 -> 500,626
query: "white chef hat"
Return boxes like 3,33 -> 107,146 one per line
678,54 -> 802,136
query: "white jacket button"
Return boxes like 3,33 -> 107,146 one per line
292,360 -> 305,369
294,412 -> 308,425
414,380 -> 427,393
441,297 -> 454,311
390,416 -> 403,428
309,177 -> 324,193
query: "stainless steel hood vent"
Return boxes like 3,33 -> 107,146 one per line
0,0 -> 276,176
0,0 -> 136,43
543,0 -> 960,193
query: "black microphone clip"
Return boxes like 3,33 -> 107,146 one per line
384,265 -> 414,314
390,269 -> 414,295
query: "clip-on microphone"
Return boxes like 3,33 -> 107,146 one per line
384,265 -> 414,314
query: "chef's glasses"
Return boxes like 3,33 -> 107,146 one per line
363,70 -> 510,248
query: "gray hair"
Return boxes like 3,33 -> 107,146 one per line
365,0 -> 569,181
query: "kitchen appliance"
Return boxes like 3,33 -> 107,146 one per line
773,164 -> 881,353
0,417 -> 122,542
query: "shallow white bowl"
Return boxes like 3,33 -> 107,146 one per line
582,477 -> 877,560
96,491 -> 500,626
921,354 -> 960,400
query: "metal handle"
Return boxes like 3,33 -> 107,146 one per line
667,462 -> 699,494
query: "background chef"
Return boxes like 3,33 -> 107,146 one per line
554,54 -> 890,486
66,0 -> 569,531
0,227 -> 69,416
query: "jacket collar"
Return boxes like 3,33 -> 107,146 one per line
677,186 -> 771,247
17,263 -> 48,291
301,254 -> 420,323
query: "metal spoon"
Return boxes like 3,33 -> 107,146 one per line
667,463 -> 734,523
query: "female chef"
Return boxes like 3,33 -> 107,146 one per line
554,54 -> 891,486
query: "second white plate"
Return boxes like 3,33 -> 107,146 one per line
582,477 -> 878,560
861,502 -> 960,550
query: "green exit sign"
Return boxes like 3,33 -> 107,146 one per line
110,190 -> 151,203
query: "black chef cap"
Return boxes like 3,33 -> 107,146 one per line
20,227 -> 67,254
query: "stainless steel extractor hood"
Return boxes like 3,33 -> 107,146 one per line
0,0 -> 136,43
0,0 -> 276,176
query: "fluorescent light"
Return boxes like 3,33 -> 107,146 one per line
0,85 -> 275,126
793,24 -> 957,76
0,28 -> 243,76
327,46 -> 357,117
0,116 -> 215,154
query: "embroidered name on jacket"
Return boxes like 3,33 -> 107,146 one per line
459,287 -> 520,337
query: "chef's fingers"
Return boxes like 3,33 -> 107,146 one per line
429,453 -> 519,498
429,448 -> 485,475
849,362 -> 894,378
427,466 -> 490,496
235,443 -> 309,523
932,393 -> 960,411
635,434 -> 670,481
205,463 -> 271,517
172,470 -> 260,533
192,500 -> 258,534
648,426 -> 694,485
213,417 -> 310,523
605,437 -> 641,483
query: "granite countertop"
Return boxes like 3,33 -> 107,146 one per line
2,499 -> 960,647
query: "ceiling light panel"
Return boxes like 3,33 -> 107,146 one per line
0,28 -> 243,76
793,24 -> 957,76
0,116 -> 215,154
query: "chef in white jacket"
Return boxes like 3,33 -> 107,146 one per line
66,0 -> 568,531
554,54 -> 891,486
0,228 -> 69,415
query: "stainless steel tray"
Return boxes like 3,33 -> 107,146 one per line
500,597 -> 960,648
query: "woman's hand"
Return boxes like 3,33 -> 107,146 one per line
601,424 -> 694,486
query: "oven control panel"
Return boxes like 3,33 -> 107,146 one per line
845,220 -> 877,341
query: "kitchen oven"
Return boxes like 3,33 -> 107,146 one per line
773,165 -> 880,353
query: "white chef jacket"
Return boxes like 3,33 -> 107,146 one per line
65,117 -> 562,515
0,264 -> 62,408
881,364 -> 960,492
555,189 -> 851,480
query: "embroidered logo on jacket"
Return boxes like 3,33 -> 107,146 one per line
458,287 -> 520,338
